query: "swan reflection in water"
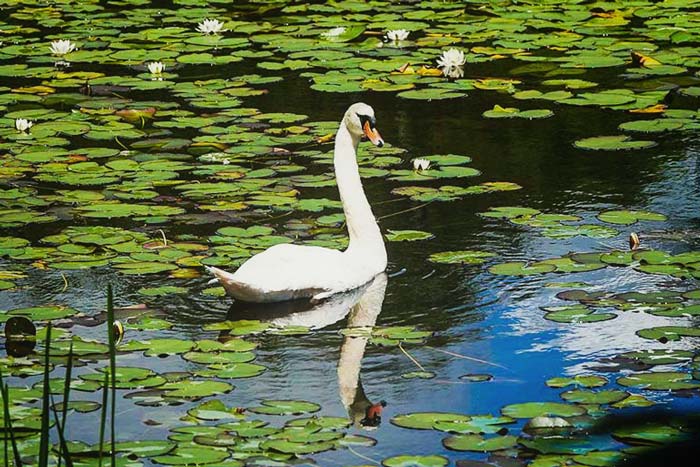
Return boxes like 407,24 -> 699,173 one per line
226,273 -> 388,429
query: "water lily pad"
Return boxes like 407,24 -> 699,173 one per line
636,326 -> 700,342
429,250 -> 496,264
617,371 -> 700,391
260,439 -> 335,455
501,402 -> 585,418
598,210 -> 666,225
402,371 -> 436,379
560,389 -> 628,405
249,400 -> 320,416
152,446 -> 230,465
196,363 -> 266,379
619,119 -> 684,133
433,415 -> 513,434
382,455 -> 449,467
443,434 -> 518,451
546,375 -> 608,388
574,135 -> 656,151
489,261 -> 556,276
391,412 -> 471,430
386,230 -> 434,242
612,423 -> 690,445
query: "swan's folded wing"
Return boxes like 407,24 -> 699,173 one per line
210,244 -> 350,302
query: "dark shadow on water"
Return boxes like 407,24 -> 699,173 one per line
590,410 -> 700,467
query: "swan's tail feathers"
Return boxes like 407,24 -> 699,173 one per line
206,266 -> 257,301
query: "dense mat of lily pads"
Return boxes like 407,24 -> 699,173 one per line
1,0 -> 700,466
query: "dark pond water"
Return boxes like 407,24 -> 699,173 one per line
1,1 -> 700,466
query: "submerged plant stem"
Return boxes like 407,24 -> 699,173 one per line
377,201 -> 432,221
425,345 -> 508,370
398,342 -> 427,372
347,445 -> 379,465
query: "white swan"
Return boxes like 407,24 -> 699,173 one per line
208,103 -> 387,302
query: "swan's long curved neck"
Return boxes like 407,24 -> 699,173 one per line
334,122 -> 386,265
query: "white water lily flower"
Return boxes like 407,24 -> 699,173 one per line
49,39 -> 76,56
15,118 -> 33,133
412,158 -> 430,171
385,29 -> 409,42
322,26 -> 346,38
197,18 -> 225,34
147,62 -> 165,74
437,48 -> 466,79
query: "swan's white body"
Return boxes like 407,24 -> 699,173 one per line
208,103 -> 387,303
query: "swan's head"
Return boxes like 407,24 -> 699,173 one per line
344,102 -> 384,147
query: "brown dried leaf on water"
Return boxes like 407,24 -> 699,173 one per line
630,104 -> 667,114
396,62 -> 413,74
315,133 -> 334,143
115,107 -> 157,123
630,51 -> 661,68
417,66 -> 442,76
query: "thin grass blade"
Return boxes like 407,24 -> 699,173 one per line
38,322 -> 52,467
107,284 -> 116,466
50,394 -> 73,467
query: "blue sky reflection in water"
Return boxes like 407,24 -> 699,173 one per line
0,0 -> 699,466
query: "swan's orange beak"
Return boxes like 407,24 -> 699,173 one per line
363,121 -> 384,147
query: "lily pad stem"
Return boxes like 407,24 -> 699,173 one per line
158,229 -> 168,247
378,201 -> 432,221
114,136 -> 128,150
398,342 -> 426,372
425,345 -> 508,370
347,445 -> 380,465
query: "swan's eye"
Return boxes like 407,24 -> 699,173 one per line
356,113 -> 376,128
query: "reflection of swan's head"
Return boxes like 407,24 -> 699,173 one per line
344,102 -> 383,147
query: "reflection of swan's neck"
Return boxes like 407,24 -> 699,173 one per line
334,123 -> 386,265
337,274 -> 388,427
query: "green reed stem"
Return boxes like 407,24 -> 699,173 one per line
1,369 -> 22,467
107,284 -> 116,467
97,372 -> 108,467
50,394 -> 73,467
2,368 -> 7,467
38,322 -> 52,467
57,342 -> 74,467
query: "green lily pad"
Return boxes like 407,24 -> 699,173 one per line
546,375 -> 608,388
488,261 -> 556,276
636,326 -> 700,342
501,402 -> 585,418
612,423 -> 690,445
161,380 -> 233,399
619,119 -> 684,133
433,415 -> 513,434
386,230 -> 434,242
574,135 -> 656,151
248,400 -> 321,416
617,371 -> 700,391
402,371 -> 436,379
560,389 -> 628,405
1,305 -> 79,322
597,210 -> 667,225
443,434 -> 518,452
151,447 -> 230,465
196,363 -> 266,379
382,455 -> 449,467
260,439 -> 334,455
429,250 -> 496,264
